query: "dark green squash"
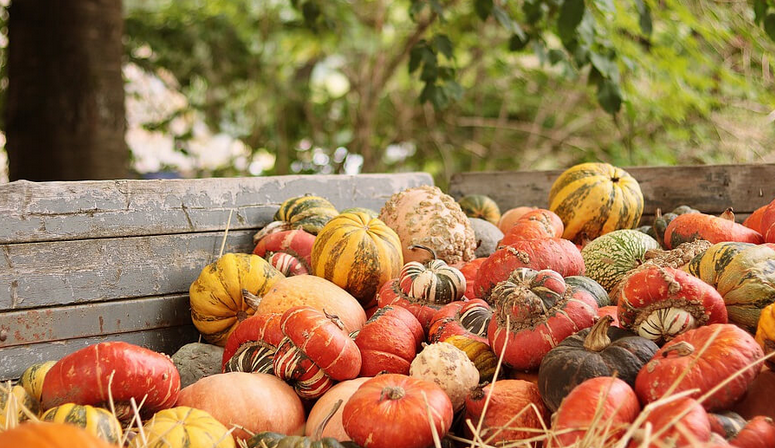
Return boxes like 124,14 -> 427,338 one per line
565,275 -> 611,308
537,315 -> 659,412
652,206 -> 700,248
458,194 -> 501,225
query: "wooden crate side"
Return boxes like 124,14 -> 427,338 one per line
449,164 -> 775,218
0,173 -> 434,244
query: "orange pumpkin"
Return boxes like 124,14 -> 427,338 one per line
464,380 -> 547,445
305,377 -> 371,441
743,204 -> 769,233
498,206 -> 538,234
0,422 -> 118,448
665,208 -> 764,249
500,209 -> 564,245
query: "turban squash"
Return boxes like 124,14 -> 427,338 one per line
221,312 -> 283,374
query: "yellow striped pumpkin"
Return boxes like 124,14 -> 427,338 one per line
41,404 -> 122,445
755,302 -> 775,369
275,195 -> 339,235
18,360 -> 56,402
443,335 -> 498,382
311,212 -> 403,307
134,406 -> 235,448
459,195 -> 501,225
0,384 -> 39,427
548,163 -> 644,243
190,253 -> 285,346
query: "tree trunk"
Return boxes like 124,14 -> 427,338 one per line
6,0 -> 128,181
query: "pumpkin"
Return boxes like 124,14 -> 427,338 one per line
341,207 -> 378,218
41,404 -> 122,445
353,305 -> 424,377
464,379 -> 547,445
342,374 -> 454,448
537,315 -> 659,411
581,229 -> 660,292
458,194 -> 501,225
190,253 -> 285,345
756,303 -> 775,369
548,162 -> 644,244
398,245 -> 466,305
629,397 -> 711,448
0,384 -> 39,427
635,324 -> 764,411
687,242 -> 775,332
427,299 -> 493,345
708,411 -> 747,439
379,185 -> 476,266
565,275 -> 611,308
273,306 -> 362,399
253,229 -> 316,276
652,206 -> 700,248
221,312 -> 284,374
247,432 -> 355,448
733,368 -> 775,420
18,361 -> 56,402
460,258 -> 486,299
469,218 -> 504,258
376,279 -> 442,332
176,372 -> 304,441
410,342 -> 480,411
306,378 -> 371,441
311,212 -> 403,307
443,335 -> 498,382
729,416 -> 775,448
41,341 -> 179,420
274,195 -> 339,235
0,422 -> 117,448
498,206 -> 538,234
598,305 -> 620,326
617,265 -> 727,344
134,406 -> 235,448
552,376 -> 641,447
252,275 -> 367,334
474,237 -> 585,303
500,209 -> 564,245
488,268 -> 599,371
665,208 -> 764,249
759,198 -> 775,243
743,204 -> 768,234
172,342 -> 224,388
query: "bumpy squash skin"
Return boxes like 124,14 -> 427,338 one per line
311,212 -> 403,307
190,253 -> 285,346
275,195 -> 339,235
18,360 -> 56,402
548,162 -> 644,244
41,404 -> 122,445
458,194 -> 501,225
665,211 -> 764,249
581,229 -> 660,292
443,335 -> 498,382
137,406 -> 236,448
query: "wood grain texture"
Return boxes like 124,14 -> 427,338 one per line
0,173 -> 433,244
449,164 -> 775,219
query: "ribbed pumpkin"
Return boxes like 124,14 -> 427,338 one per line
443,335 -> 498,382
629,397 -> 711,447
756,302 -> 775,369
41,404 -> 122,445
686,242 -> 775,332
458,194 -> 501,225
352,305 -> 424,377
581,229 -> 660,292
427,299 -> 493,345
253,229 -> 316,276
311,212 -> 403,307
459,257 -> 486,299
274,195 -> 339,235
190,253 -> 285,346
0,384 -> 39,426
665,208 -> 764,249
221,312 -> 284,374
398,245 -> 466,305
548,162 -> 644,244
18,360 -> 56,402
0,422 -> 117,448
498,206 -> 538,234
340,207 -> 378,218
135,406 -> 235,448
500,208 -> 564,245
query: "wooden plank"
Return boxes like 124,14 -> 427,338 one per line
449,164 -> 775,217
0,173 -> 433,244
0,229 -> 254,310
0,326 -> 199,381
0,294 -> 191,348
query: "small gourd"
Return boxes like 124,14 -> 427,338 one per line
409,342 -> 479,411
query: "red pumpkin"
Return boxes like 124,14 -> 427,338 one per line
464,379 -> 547,445
743,204 -> 768,234
635,324 -> 764,411
617,265 -> 727,344
498,206 -> 538,234
253,229 -> 315,275
762,198 -> 775,243
665,208 -> 764,249
598,305 -> 620,327
41,341 -> 180,420
273,306 -> 362,399
376,279 -> 442,332
500,209 -> 564,245
733,368 -> 775,420
353,306 -> 424,376
488,268 -> 598,370
427,299 -> 492,345
221,312 -> 284,374
729,416 -> 775,448
460,258 -> 486,299
629,397 -> 711,448
552,377 -> 640,447
474,237 -> 585,303
342,374 -> 454,448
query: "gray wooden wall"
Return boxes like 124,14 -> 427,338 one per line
0,173 -> 433,380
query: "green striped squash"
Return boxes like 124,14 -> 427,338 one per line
340,207 -> 378,218
136,406 -> 236,448
458,195 -> 501,225
581,229 -> 660,292
275,195 -> 339,235
18,360 -> 56,402
41,404 -> 122,445
0,384 -> 39,426
549,163 -> 644,243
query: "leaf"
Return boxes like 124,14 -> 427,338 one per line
754,0 -> 767,25
597,78 -> 622,114
765,13 -> 775,41
301,1 -> 321,24
429,0 -> 445,19
558,0 -> 586,44
433,34 -> 454,59
474,0 -> 494,20
523,0 -> 544,23
409,1 -> 427,19
589,51 -> 616,79
593,0 -> 615,14
443,80 -> 464,100
408,42 -> 426,73
635,0 -> 652,36
548,49 -> 566,64
509,33 -> 531,51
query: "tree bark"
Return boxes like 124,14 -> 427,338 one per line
6,0 -> 128,181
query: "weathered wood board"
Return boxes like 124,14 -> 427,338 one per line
449,164 -> 775,221
0,173 -> 434,380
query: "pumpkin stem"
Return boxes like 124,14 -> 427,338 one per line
408,244 -> 438,261
379,386 -> 406,401
662,341 -> 695,358
720,208 -> 735,221
611,176 -> 620,183
655,208 -> 662,219
312,399 -> 343,441
324,309 -> 346,331
242,289 -> 262,312
583,315 -> 614,352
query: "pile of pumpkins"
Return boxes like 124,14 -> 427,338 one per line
3,162 -> 775,448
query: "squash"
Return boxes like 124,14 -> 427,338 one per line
497,206 -> 538,234
652,206 -> 700,248
548,162 -> 644,244
134,406 -> 235,448
0,422 -> 117,448
464,379 -> 547,445
274,195 -> 339,235
398,245 -> 466,304
311,212 -> 403,307
459,258 -> 486,299
629,397 -> 711,447
665,208 -> 764,249
340,207 -> 378,218
598,305 -> 620,326
353,305 -> 424,377
458,194 -> 501,225
581,229 -> 660,292
442,335 -> 498,382
687,242 -> 775,332
18,360 -> 56,402
306,378 -> 371,441
733,368 -> 775,420
500,209 -> 564,245
253,229 -> 315,276
409,342 -> 480,411
729,416 -> 775,448
468,218 -> 503,258
427,299 -> 493,345
189,253 -> 285,345
708,411 -> 747,439
756,303 -> 775,369
635,324 -> 764,411
537,315 -> 658,411
0,384 -> 39,427
744,203 -> 769,233
172,342 -> 224,388
41,404 -> 122,445
379,185 -> 476,266
759,197 -> 775,243
221,312 -> 284,374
